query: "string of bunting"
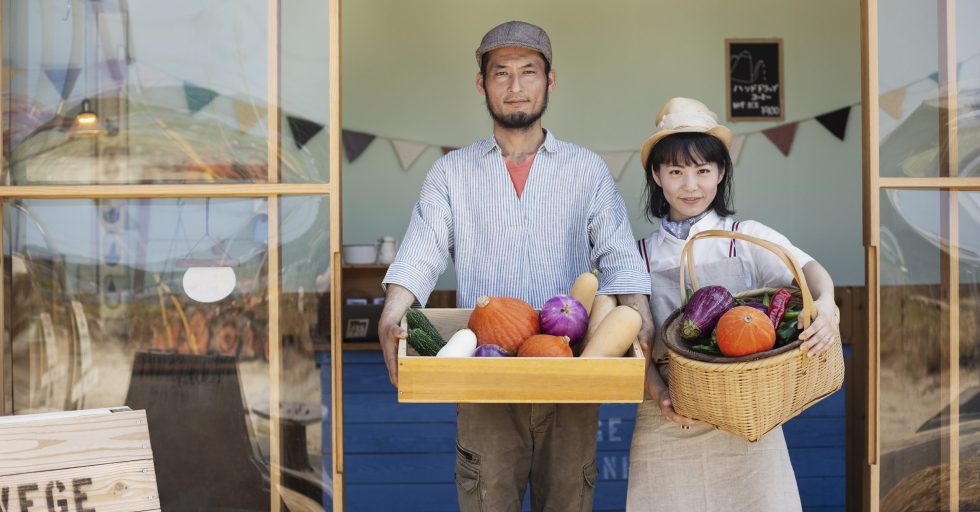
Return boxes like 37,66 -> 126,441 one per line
344,52 -> 980,180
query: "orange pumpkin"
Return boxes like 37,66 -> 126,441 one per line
517,334 -> 572,357
468,296 -> 540,353
716,306 -> 776,357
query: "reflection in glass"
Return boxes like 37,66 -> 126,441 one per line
3,196 -> 332,510
3,1 -> 327,184
878,191 -> 980,510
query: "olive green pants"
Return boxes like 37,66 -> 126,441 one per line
455,403 -> 599,512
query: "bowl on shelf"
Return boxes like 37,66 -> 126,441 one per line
342,244 -> 377,265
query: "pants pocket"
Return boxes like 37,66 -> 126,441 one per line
581,459 -> 597,497
455,442 -> 483,511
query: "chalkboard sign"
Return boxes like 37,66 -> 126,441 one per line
726,39 -> 784,121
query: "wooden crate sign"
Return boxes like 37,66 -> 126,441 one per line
0,408 -> 160,512
397,309 -> 645,403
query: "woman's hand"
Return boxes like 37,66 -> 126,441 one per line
657,388 -> 695,428
799,296 -> 840,358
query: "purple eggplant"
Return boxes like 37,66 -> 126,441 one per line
473,344 -> 512,357
680,286 -> 735,341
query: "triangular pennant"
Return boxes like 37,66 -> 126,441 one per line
391,139 -> 429,171
342,129 -> 375,161
441,146 -> 458,155
928,71 -> 939,83
815,106 -> 851,141
289,116 -> 326,150
599,151 -> 633,181
102,59 -> 128,83
729,135 -> 747,164
183,82 -> 219,115
43,67 -> 82,99
234,100 -> 266,132
879,87 -> 907,120
762,122 -> 799,157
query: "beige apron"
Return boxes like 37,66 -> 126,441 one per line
625,248 -> 803,512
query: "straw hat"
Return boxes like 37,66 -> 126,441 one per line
639,97 -> 733,169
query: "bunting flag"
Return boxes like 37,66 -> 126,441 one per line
342,129 -> 376,161
879,87 -> 907,120
102,59 -> 128,83
599,151 -> 634,181
729,135 -> 747,164
815,106 -> 851,141
183,82 -> 219,115
928,71 -> 939,83
43,67 -> 82,99
441,146 -> 459,155
288,116 -> 326,150
391,139 -> 429,171
234,100 -> 266,133
762,122 -> 799,157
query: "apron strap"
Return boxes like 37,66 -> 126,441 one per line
728,220 -> 741,257
637,238 -> 651,273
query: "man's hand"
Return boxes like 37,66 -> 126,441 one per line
616,294 -> 654,359
378,284 -> 418,387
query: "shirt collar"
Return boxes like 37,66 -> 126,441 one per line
480,128 -> 559,156
656,210 -> 722,246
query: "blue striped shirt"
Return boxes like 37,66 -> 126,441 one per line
383,130 -> 650,308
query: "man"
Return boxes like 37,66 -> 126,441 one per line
379,20 -> 652,512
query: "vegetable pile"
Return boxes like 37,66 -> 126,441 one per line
405,270 -> 642,358
680,287 -> 803,357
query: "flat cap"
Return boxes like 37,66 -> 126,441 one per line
475,21 -> 552,67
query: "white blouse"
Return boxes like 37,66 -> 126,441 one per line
638,210 -> 815,290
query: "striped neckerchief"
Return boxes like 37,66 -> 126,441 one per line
661,210 -> 710,240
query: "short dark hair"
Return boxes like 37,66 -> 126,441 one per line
480,50 -> 551,77
642,132 -> 735,220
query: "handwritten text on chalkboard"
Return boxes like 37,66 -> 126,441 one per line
726,39 -> 784,121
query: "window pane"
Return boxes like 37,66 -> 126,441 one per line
3,196 -> 332,510
3,1 -> 326,184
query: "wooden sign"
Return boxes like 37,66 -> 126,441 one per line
726,38 -> 784,121
0,408 -> 160,512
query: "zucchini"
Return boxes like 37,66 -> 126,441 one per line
406,308 -> 445,345
407,328 -> 444,356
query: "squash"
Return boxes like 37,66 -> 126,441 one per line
578,294 -> 617,355
517,334 -> 572,357
715,306 -> 776,357
580,305 -> 641,357
467,295 -> 540,353
569,269 -> 599,313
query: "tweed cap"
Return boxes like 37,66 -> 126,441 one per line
475,21 -> 552,67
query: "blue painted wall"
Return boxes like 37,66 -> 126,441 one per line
334,350 -> 848,512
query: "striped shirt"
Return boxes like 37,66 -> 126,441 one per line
383,130 -> 650,308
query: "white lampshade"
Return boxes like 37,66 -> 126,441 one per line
182,266 -> 236,303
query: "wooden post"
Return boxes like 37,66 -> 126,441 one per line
860,0 -> 881,509
268,1 -> 283,510
937,1 -> 959,509
330,0 -> 345,509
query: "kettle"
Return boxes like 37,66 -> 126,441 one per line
376,236 -> 398,264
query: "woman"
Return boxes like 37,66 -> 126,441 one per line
626,97 -> 840,511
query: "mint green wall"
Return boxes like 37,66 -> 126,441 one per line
342,0 -> 864,288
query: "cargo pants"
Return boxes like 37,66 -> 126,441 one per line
454,403 -> 600,512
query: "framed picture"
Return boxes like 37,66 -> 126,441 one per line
726,38 -> 784,121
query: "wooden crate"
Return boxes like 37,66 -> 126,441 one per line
0,407 -> 160,512
397,308 -> 645,403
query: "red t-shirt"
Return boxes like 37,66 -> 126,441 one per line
504,153 -> 536,199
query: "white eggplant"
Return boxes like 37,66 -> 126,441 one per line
436,328 -> 478,357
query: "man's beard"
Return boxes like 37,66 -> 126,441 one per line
486,92 -> 549,130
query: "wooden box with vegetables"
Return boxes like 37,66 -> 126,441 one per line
396,271 -> 646,403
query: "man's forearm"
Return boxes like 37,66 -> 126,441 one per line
380,283 -> 418,327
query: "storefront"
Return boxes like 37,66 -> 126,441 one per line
1,0 -> 977,511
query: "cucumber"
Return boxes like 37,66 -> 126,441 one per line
406,308 -> 445,345
407,328 -> 444,356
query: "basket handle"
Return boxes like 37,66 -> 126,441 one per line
678,229 -> 813,329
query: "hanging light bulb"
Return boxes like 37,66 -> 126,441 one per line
68,98 -> 107,137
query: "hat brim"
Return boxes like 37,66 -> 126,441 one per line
639,125 -> 733,170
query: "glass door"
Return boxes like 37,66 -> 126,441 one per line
0,1 -> 343,510
863,0 -> 980,510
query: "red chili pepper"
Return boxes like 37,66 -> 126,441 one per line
767,289 -> 793,327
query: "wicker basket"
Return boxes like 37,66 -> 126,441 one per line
664,230 -> 845,442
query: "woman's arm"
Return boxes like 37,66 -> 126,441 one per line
799,260 -> 840,357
